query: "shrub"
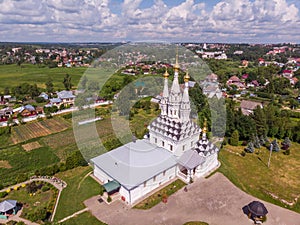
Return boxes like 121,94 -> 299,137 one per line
240,151 -> 246,157
230,130 -> 239,146
26,181 -> 43,194
107,196 -> 112,203
99,186 -> 104,196
41,186 -> 50,192
244,142 -> 254,153
0,192 -> 8,198
283,149 -> 290,155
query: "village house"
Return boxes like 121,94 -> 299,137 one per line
0,107 -> 13,121
240,100 -> 263,116
227,75 -> 245,90
19,105 -> 36,117
57,90 -> 76,106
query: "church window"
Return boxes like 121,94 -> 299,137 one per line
153,176 -> 156,182
182,145 -> 185,151
170,145 -> 173,151
191,141 -> 193,147
155,138 -> 157,143
162,141 -> 165,147
144,181 -> 146,187
163,170 -> 166,176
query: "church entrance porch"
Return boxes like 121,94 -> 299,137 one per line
177,165 -> 194,183
101,180 -> 121,204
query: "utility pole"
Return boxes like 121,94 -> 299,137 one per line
268,143 -> 273,168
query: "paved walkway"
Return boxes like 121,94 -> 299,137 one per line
84,172 -> 300,225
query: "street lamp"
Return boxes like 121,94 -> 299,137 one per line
268,143 -> 273,168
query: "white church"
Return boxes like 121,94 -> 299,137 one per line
91,56 -> 220,205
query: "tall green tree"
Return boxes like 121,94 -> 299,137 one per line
230,130 -> 239,146
45,78 -> 54,93
252,106 -> 267,136
63,74 -> 72,90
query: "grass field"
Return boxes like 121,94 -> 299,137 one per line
54,166 -> 101,222
11,117 -> 70,144
219,142 -> 300,213
60,211 -> 107,225
0,64 -> 116,92
0,64 -> 86,91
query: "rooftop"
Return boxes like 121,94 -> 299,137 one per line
91,139 -> 177,190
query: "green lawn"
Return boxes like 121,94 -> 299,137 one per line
53,166 -> 100,222
59,211 -> 107,225
134,179 -> 186,209
219,142 -> 300,213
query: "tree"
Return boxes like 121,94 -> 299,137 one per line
271,139 -> 280,152
282,137 -> 291,150
63,74 -> 72,90
230,130 -> 239,146
45,78 -> 54,93
253,135 -> 261,148
244,142 -> 254,153
252,106 -> 267,136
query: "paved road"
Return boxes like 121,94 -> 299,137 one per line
84,172 -> 300,225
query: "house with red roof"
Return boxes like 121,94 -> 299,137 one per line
226,75 -> 245,90
282,70 -> 293,78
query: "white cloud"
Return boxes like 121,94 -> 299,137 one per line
0,0 -> 299,42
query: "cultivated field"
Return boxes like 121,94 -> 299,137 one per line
22,141 -> 42,151
11,118 -> 70,144
0,160 -> 12,169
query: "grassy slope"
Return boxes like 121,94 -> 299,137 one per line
218,143 -> 300,213
59,211 -> 107,225
53,166 -> 100,222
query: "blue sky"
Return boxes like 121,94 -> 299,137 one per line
0,0 -> 299,43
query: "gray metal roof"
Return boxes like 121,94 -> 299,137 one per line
91,139 -> 177,190
0,200 -> 17,212
178,149 -> 204,170
57,90 -> 75,99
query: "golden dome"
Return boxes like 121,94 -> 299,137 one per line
184,69 -> 190,83
163,67 -> 169,78
203,118 -> 208,133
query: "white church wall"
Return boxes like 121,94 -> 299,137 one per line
149,132 -> 200,157
195,153 -> 218,177
129,166 -> 177,204
119,187 -> 130,204
94,166 -> 113,183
